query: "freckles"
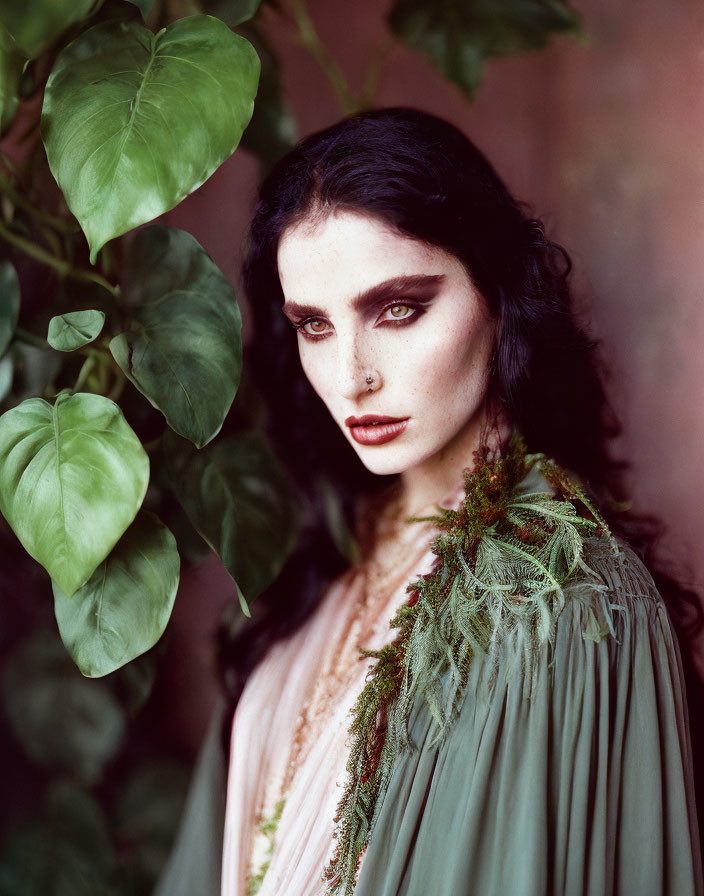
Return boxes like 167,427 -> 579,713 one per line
299,349 -> 322,393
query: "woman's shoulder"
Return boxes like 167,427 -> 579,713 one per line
557,533 -> 673,642
477,533 -> 681,703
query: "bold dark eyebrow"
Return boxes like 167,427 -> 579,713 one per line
281,274 -> 446,321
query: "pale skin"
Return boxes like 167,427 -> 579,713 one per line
277,208 -> 512,520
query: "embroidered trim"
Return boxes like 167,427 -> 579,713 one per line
245,797 -> 286,895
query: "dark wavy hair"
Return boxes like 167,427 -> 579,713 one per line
218,107 -> 703,828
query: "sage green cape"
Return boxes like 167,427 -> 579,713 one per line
353,533 -> 703,895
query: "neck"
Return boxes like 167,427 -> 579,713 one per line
397,401 -> 513,519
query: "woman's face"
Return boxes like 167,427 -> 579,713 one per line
277,209 -> 496,481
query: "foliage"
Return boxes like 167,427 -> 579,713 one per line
0,0 -> 583,677
0,389 -> 151,596
164,427 -> 300,615
388,0 -> 584,98
42,15 -> 260,262
3,630 -> 127,783
0,1 -> 303,679
53,509 -> 180,676
47,310 -> 106,352
0,632 -> 190,895
109,226 -> 243,448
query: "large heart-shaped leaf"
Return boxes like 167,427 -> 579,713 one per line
110,226 -> 242,448
163,428 -> 299,615
47,309 -> 105,351
0,390 -> 149,595
0,260 -> 19,356
53,510 -> 180,677
41,15 -> 260,262
2,630 -> 125,783
0,0 -> 101,58
388,0 -> 582,98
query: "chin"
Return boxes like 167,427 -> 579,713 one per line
347,443 -> 403,476
351,443 -> 428,478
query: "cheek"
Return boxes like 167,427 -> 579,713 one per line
299,346 -> 332,403
407,314 -> 494,407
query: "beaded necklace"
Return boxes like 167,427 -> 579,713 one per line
279,477 -> 464,802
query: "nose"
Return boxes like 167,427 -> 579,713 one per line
334,332 -> 378,401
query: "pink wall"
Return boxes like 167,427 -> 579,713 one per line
162,0 -> 704,750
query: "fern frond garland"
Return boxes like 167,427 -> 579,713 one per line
321,432 -> 618,896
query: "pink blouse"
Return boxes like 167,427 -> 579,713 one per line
221,482 -> 466,896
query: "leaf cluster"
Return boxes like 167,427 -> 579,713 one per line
0,2 -> 304,681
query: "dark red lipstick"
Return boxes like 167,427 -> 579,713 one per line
345,414 -> 409,445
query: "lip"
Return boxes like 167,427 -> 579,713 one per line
345,414 -> 406,425
345,416 -> 410,446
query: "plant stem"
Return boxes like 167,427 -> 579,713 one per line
15,326 -> 52,351
0,150 -> 21,180
142,437 -> 162,454
107,364 -> 127,402
289,0 -> 357,114
0,174 -> 77,235
0,220 -> 119,297
358,35 -> 395,110
73,355 -> 96,392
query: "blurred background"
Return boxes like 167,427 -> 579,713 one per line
1,0 -> 703,891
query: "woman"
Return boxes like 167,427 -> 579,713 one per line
217,107 -> 703,895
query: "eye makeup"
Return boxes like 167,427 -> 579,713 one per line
293,299 -> 430,342
281,273 -> 445,326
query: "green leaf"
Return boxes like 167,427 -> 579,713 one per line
388,0 -> 583,98
163,428 -> 299,613
0,782 -> 117,895
127,0 -> 155,18
113,761 -> 189,891
110,226 -> 242,448
41,15 -> 260,262
112,648 -> 159,713
0,0 -> 102,58
47,309 -> 105,351
0,390 -> 150,595
0,22 -> 24,133
0,260 -> 19,356
9,339 -> 62,400
53,510 -> 180,677
116,761 -> 189,842
202,0 -> 261,27
2,630 -> 126,783
0,353 -> 13,402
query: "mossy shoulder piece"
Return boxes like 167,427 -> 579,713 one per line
322,432 -> 621,896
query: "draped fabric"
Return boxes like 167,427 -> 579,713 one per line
221,483 -> 466,896
354,537 -> 703,896
213,465 -> 703,895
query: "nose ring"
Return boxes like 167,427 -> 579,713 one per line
365,370 -> 380,392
